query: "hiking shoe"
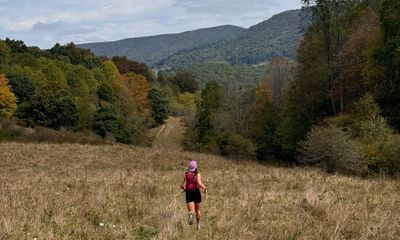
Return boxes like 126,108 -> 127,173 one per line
196,220 -> 201,230
188,213 -> 194,225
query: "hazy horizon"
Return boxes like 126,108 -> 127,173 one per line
0,0 -> 302,49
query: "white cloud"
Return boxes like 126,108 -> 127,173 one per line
0,0 -> 302,48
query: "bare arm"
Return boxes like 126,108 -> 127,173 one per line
196,174 -> 207,193
180,174 -> 186,190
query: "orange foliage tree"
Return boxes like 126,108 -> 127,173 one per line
0,74 -> 17,119
117,72 -> 150,114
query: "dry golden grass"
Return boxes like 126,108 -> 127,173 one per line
1,118 -> 400,239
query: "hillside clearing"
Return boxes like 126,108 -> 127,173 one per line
0,118 -> 399,239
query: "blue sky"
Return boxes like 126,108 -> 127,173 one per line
0,0 -> 302,49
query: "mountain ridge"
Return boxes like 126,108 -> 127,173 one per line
78,25 -> 245,67
156,9 -> 312,68
78,8 -> 312,68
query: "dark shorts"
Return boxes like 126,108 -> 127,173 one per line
185,189 -> 201,203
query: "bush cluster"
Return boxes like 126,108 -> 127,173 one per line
298,95 -> 400,175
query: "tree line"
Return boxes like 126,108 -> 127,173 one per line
0,40 -> 169,144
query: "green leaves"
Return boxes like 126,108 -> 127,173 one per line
148,88 -> 169,125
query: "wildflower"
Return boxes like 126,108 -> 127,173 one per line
99,223 -> 104,227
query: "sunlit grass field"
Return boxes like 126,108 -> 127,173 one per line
1,118 -> 399,239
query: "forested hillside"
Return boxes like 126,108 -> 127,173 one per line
78,9 -> 312,69
157,9 -> 312,68
78,25 -> 245,67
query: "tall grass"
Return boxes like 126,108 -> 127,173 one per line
0,142 -> 399,239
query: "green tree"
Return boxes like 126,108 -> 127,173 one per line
98,60 -> 119,84
8,74 -> 36,103
29,90 -> 79,129
148,88 -> 170,125
0,41 -> 11,72
4,38 -> 29,53
66,65 -> 98,96
49,42 -> 102,69
173,72 -> 199,93
92,105 -> 119,138
374,0 -> 400,130
97,84 -> 117,103
195,81 -> 221,145
41,62 -> 68,91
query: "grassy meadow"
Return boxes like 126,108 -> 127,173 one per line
0,118 -> 399,239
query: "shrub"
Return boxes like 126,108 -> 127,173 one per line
306,94 -> 400,175
378,135 -> 400,175
217,133 -> 256,159
298,126 -> 362,173
0,118 -> 104,144
355,116 -> 394,173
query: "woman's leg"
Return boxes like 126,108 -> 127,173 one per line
187,202 -> 195,224
187,202 -> 195,212
195,203 -> 201,229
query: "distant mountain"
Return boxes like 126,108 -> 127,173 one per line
156,9 -> 312,68
78,25 -> 245,67
78,8 -> 312,69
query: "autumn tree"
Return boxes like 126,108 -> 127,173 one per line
111,56 -> 154,81
118,72 -> 151,114
301,0 -> 362,115
263,57 -> 295,106
0,74 -> 17,119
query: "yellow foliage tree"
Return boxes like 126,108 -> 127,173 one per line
0,74 -> 17,119
118,73 -> 150,114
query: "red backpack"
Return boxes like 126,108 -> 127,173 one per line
185,172 -> 198,191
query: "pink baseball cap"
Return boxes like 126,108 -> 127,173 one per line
188,160 -> 197,172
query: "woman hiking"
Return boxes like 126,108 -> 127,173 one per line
180,160 -> 207,230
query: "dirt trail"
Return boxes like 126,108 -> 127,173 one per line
150,117 -> 185,149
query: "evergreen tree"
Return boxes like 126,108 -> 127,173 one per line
148,88 -> 170,125
195,81 -> 221,144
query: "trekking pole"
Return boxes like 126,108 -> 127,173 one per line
174,190 -> 185,198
